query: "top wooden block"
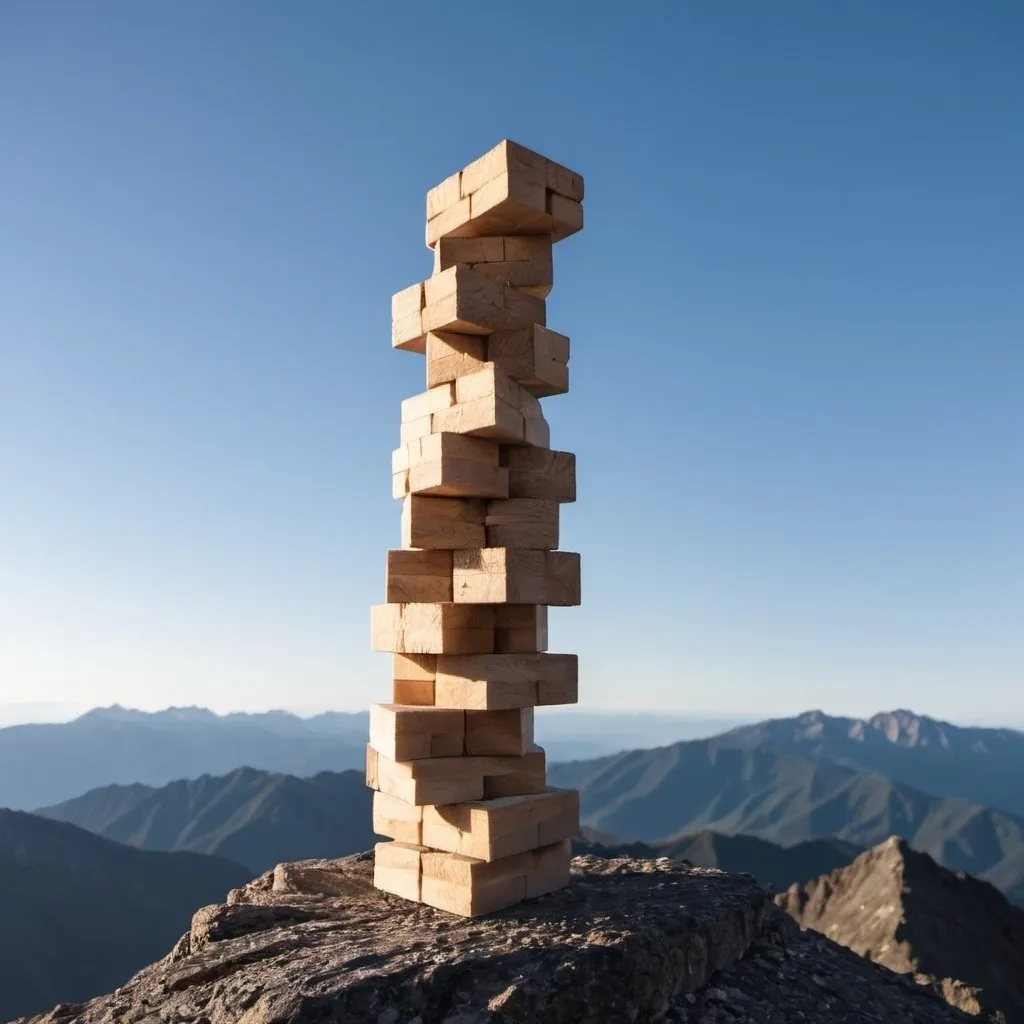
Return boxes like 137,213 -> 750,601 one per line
426,141 -> 584,247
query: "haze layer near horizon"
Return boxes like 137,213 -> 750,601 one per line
1,2 -> 1022,721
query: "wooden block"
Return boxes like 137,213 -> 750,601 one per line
425,332 -> 487,390
526,838 -> 572,897
427,171 -> 462,220
367,745 -> 483,806
487,325 -> 569,398
372,791 -> 424,845
420,869 -> 526,917
369,703 -> 465,761
501,447 -> 576,502
546,157 -> 584,201
400,432 -> 508,500
434,235 -> 553,299
393,678 -> 435,705
400,415 -> 433,446
483,747 -> 547,798
465,707 -> 534,756
452,549 -> 581,606
371,603 -> 495,655
393,652 -> 437,681
373,840 -> 424,902
485,498 -> 559,549
401,495 -> 486,550
421,788 -> 578,862
494,604 -> 548,653
421,266 -> 546,337
424,195 -> 472,247
385,549 -> 453,604
460,141 -> 547,198
434,653 -> 576,709
391,282 -> 427,353
548,192 -> 584,242
401,384 -> 455,424
433,395 -> 524,444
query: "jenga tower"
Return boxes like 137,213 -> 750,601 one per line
367,140 -> 584,917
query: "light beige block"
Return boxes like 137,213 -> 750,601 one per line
392,310 -> 425,353
424,195 -> 472,247
369,703 -> 465,761
465,707 -> 534,756
433,234 -> 553,299
433,395 -> 524,444
401,384 -> 455,424
452,549 -> 580,606
421,788 -> 578,862
393,678 -> 435,705
494,604 -> 548,653
401,494 -> 486,550
487,325 -> 569,398
426,171 -> 462,220
434,653 -> 576,709
370,603 -> 495,655
373,840 -> 425,902
399,433 -> 508,500
399,415 -> 432,446
421,266 -> 546,337
385,549 -> 453,603
420,871 -> 526,917
548,192 -> 584,241
485,498 -> 559,549
483,746 -> 547,798
501,447 -> 576,502
367,745 -> 483,806
372,791 -> 424,845
460,141 -> 547,198
393,652 -> 437,681
425,332 -> 487,389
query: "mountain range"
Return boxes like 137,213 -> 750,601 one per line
0,705 -> 750,810
0,809 -> 250,1022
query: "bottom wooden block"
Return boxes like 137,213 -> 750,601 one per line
373,839 -> 572,917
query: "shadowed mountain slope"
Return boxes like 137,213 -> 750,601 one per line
548,739 -> 1024,904
0,809 -> 250,1022
716,709 -> 1024,817
778,836 -> 1024,1022
37,766 -> 375,874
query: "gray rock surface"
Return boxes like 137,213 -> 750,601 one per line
15,852 -> 973,1024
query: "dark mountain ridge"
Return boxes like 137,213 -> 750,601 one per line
0,809 -> 251,1022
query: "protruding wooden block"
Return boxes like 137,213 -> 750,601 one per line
393,652 -> 436,686
367,744 -> 483,806
401,384 -> 455,424
465,707 -> 534,756
486,325 -> 568,398
421,788 -> 579,862
394,433 -> 508,500
426,332 -> 487,390
485,498 -> 559,549
421,266 -> 546,337
393,678 -> 435,705
427,172 -> 462,220
367,745 -> 546,806
401,495 -> 486,551
372,791 -> 425,845
452,549 -> 580,606
494,604 -> 548,653
371,603 -> 495,654
385,550 -> 453,603
392,282 -> 426,353
433,653 -> 577,710
433,235 -> 553,299
500,447 -> 576,502
425,142 -> 583,245
369,703 -> 465,761
373,840 -> 425,901
525,838 -> 572,897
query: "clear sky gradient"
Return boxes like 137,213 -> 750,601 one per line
1,2 -> 1022,724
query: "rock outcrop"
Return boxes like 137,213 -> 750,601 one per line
778,835 -> 1024,1022
16,852 -> 973,1024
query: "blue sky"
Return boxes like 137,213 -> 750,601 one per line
1,2 -> 1021,724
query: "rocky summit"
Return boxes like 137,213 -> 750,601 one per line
17,853 -> 973,1024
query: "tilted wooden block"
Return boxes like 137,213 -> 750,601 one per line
372,791 -> 425,845
432,363 -> 549,446
373,840 -> 426,902
485,498 -> 559,549
487,325 -> 569,398
367,744 -> 547,805
465,707 -> 534,756
421,788 -> 579,862
393,433 -> 508,500
425,141 -> 584,245
371,603 -> 496,655
452,549 -> 581,606
422,266 -> 546,337
369,703 -> 465,761
392,281 -> 426,353
500,447 -> 576,502
494,604 -> 548,653
385,549 -> 453,603
401,495 -> 486,551
433,653 -> 577,710
433,235 -> 553,299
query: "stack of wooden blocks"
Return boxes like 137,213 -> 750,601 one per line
368,140 -> 584,917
